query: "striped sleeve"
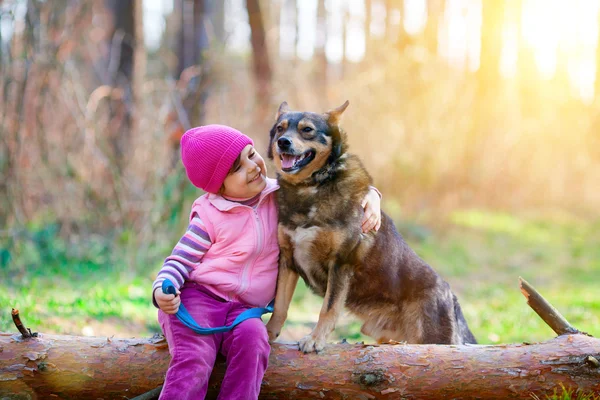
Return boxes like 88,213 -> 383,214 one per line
152,214 -> 212,307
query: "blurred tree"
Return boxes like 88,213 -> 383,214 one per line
465,0 -> 505,187
315,0 -> 328,92
247,0 -> 273,119
515,0 -> 540,116
265,0 -> 282,64
177,0 -> 205,76
159,0 -> 210,173
341,2 -> 348,76
177,0 -> 209,127
591,6 -> 600,160
386,0 -> 409,51
0,1 -> 30,226
365,0 -> 372,49
105,0 -> 140,171
423,0 -> 444,55
596,8 -> 600,102
282,0 -> 298,62
385,0 -> 394,41
209,0 -> 225,46
478,0 -> 504,97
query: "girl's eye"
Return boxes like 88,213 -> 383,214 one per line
250,152 -> 256,158
303,127 -> 313,133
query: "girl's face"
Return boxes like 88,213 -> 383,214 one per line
222,145 -> 267,199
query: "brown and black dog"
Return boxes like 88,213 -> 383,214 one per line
265,101 -> 477,353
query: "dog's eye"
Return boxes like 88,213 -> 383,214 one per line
302,127 -> 313,133
276,126 -> 284,133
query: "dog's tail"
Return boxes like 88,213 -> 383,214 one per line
453,294 -> 477,344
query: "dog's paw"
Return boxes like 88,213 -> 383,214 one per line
267,329 -> 280,343
265,320 -> 282,343
298,334 -> 326,354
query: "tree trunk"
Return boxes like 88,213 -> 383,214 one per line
209,0 -> 225,46
396,0 -> 409,51
478,0 -> 505,97
514,0 -> 540,116
595,6 -> 600,102
177,0 -> 194,77
591,6 -> 600,161
105,0 -> 137,172
423,0 -> 444,55
311,0 -> 328,105
1,332 -> 599,399
364,0 -> 372,52
481,0 -> 507,87
246,0 -> 273,120
463,0 -> 505,186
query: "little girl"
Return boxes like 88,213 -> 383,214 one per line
152,124 -> 381,399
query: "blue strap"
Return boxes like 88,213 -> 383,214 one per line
161,279 -> 274,335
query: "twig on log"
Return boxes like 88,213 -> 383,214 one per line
10,309 -> 35,339
519,277 -> 590,337
129,385 -> 162,400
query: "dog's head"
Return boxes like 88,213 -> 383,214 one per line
268,101 -> 349,184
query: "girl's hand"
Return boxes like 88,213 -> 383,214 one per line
361,188 -> 382,233
154,287 -> 181,314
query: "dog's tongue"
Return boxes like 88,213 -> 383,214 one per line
281,154 -> 300,169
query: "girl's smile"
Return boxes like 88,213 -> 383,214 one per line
248,170 -> 263,184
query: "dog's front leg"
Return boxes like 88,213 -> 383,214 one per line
299,263 -> 351,353
266,227 -> 299,342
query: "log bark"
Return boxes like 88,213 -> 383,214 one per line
1,332 -> 599,399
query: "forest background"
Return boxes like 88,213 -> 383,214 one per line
1,0 -> 599,345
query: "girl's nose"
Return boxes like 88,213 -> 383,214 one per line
248,162 -> 260,172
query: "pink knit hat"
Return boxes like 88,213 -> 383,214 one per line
180,125 -> 254,193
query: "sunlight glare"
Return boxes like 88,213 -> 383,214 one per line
440,0 -> 481,72
346,0 -> 366,62
325,0 -> 344,63
297,0 -> 317,60
404,0 -> 427,35
521,0 -> 559,79
370,0 -> 387,39
520,0 -> 600,100
280,0 -> 298,59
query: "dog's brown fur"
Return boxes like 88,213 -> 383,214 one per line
265,101 -> 477,353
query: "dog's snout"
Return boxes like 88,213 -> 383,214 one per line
277,137 -> 292,151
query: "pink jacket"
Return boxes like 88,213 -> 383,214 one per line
185,178 -> 280,307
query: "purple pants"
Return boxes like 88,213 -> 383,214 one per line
158,282 -> 270,400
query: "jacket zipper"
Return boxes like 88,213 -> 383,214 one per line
237,207 -> 265,296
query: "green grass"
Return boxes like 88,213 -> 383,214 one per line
0,223 -> 167,336
533,385 -> 600,400
1,209 -> 599,346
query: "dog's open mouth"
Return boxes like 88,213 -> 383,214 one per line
280,150 -> 315,172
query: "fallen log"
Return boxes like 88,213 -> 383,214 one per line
0,278 -> 598,399
0,332 -> 599,399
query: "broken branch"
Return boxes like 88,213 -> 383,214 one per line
11,309 -> 33,339
519,277 -> 586,336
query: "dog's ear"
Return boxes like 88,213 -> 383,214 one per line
324,100 -> 349,126
267,124 -> 276,159
331,142 -> 343,160
276,101 -> 290,120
